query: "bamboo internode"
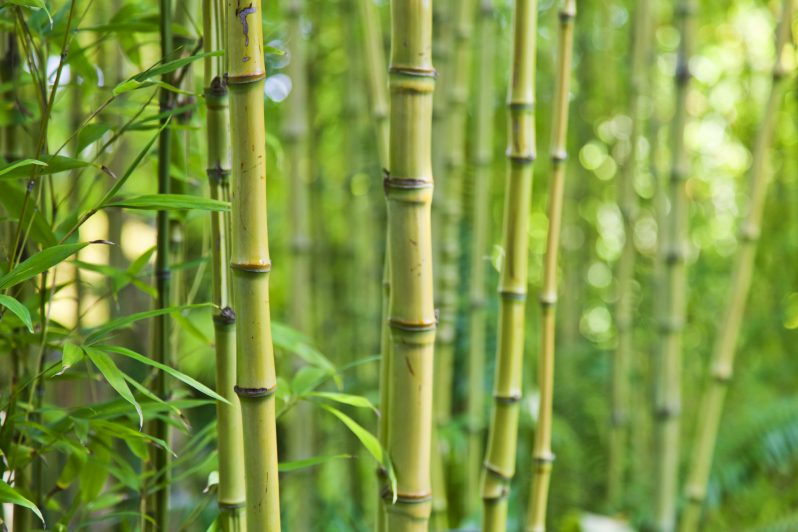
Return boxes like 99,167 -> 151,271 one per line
480,0 -> 537,529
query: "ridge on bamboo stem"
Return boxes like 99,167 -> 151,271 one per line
226,0 -> 281,530
203,0 -> 247,528
525,1 -> 576,531
680,1 -> 794,530
653,0 -> 694,530
480,0 -> 537,529
382,0 -> 436,530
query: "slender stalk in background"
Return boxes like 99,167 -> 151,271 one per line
226,0 -> 281,529
149,0 -> 174,526
283,1 -> 315,529
203,0 -> 247,528
608,0 -> 651,511
653,0 -> 694,529
525,2 -> 577,530
383,0 -> 436,529
680,1 -> 793,530
465,0 -> 496,517
480,0 -> 537,528
432,0 -> 476,527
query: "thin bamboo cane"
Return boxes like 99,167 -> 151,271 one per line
480,0 -> 537,529
226,1 -> 281,530
204,0 -> 246,528
653,1 -> 694,530
382,1 -> 436,529
283,1 -> 315,529
525,2 -> 576,531
680,2 -> 793,530
608,0 -> 651,511
149,0 -> 174,526
465,0 -> 496,516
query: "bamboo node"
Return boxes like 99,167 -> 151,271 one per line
214,306 -> 237,325
507,153 -> 536,165
539,293 -> 558,307
657,318 -> 684,333
711,364 -> 733,383
230,261 -> 272,273
388,66 -> 436,78
207,166 -> 231,185
738,223 -> 760,242
388,318 -> 437,332
483,461 -> 513,481
685,485 -> 706,503
383,176 -> 433,190
551,150 -> 568,163
533,452 -> 556,464
234,385 -> 277,398
155,268 -> 172,280
494,392 -> 522,404
218,500 -> 246,510
224,71 -> 267,85
499,289 -> 527,301
654,404 -> 681,419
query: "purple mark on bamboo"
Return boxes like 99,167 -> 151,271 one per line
236,3 -> 256,62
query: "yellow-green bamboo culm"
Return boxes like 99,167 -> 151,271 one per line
149,0 -> 174,527
203,0 -> 247,528
465,0 -> 496,517
226,1 -> 281,530
652,0 -> 693,530
680,2 -> 793,530
480,0 -> 537,529
283,0 -> 315,530
525,2 -> 576,531
608,0 -> 651,511
382,0 -> 436,529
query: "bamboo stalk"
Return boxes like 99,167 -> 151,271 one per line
680,2 -> 793,530
382,1 -> 436,529
652,1 -> 694,530
465,0 -> 496,516
608,0 -> 652,511
149,0 -> 174,526
283,0 -> 315,529
204,0 -> 247,528
480,0 -> 537,528
525,2 -> 576,531
226,1 -> 281,529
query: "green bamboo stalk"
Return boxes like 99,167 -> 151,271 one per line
148,0 -> 174,527
480,0 -> 537,528
680,2 -> 793,530
608,0 -> 651,511
204,0 -> 247,528
652,1 -> 694,530
465,0 -> 496,517
226,1 -> 281,530
283,1 -> 315,529
525,2 -> 576,531
382,0 -> 436,529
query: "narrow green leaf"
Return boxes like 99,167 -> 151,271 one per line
4,0 -> 52,25
104,194 -> 230,212
309,392 -> 378,414
278,454 -> 351,473
83,303 -> 210,345
0,479 -> 44,524
320,403 -> 383,464
100,344 -> 228,404
0,158 -> 46,177
0,242 -> 89,290
272,321 -> 336,373
76,123 -> 112,152
84,347 -> 143,429
0,294 -> 33,332
0,155 -> 93,180
56,342 -> 84,376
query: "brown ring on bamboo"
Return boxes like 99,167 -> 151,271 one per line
507,153 -> 536,164
499,290 -> 527,301
206,167 -> 231,185
225,71 -> 267,85
388,318 -> 437,332
533,452 -> 556,464
213,307 -> 237,326
389,66 -> 437,78
234,385 -> 277,398
482,462 -> 512,481
155,268 -> 171,280
383,177 -> 434,190
493,393 -> 521,404
230,261 -> 272,273
218,501 -> 246,510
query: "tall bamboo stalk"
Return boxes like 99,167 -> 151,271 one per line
204,0 -> 247,528
653,1 -> 693,530
283,0 -> 315,529
524,3 -> 576,531
149,0 -> 174,526
226,1 -> 281,529
465,0 -> 496,517
608,0 -> 651,510
680,2 -> 793,530
480,0 -> 537,528
382,0 -> 436,529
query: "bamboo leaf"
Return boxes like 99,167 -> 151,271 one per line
0,182 -> 57,246
0,158 -> 46,177
104,194 -> 230,212
0,479 -> 44,524
0,294 -> 33,332
83,303 -> 210,345
308,392 -> 378,415
0,242 -> 89,290
272,322 -> 336,374
113,51 -> 222,95
4,0 -> 52,25
100,344 -> 228,404
56,342 -> 84,376
84,347 -> 144,429
278,454 -> 351,473
76,123 -> 112,152
320,403 -> 382,464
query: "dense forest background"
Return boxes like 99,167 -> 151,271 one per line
1,0 -> 797,530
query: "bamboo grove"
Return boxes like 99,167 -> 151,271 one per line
1,0 -> 797,531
